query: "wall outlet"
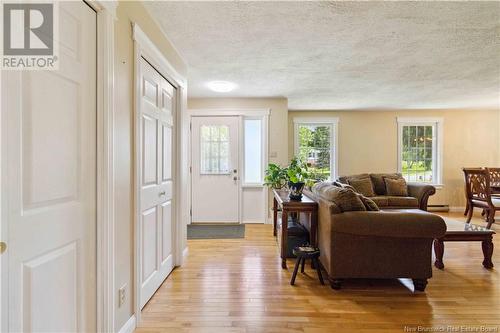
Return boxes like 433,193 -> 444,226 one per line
118,284 -> 126,307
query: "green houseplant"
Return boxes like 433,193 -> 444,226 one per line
286,157 -> 312,200
264,163 -> 288,190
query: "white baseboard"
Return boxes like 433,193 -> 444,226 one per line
183,246 -> 189,258
449,206 -> 466,213
118,315 -> 136,333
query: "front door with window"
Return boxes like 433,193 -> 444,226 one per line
191,116 -> 240,223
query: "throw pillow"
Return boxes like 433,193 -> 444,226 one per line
370,173 -> 403,195
356,194 -> 380,211
385,177 -> 408,196
348,178 -> 376,197
318,186 -> 367,212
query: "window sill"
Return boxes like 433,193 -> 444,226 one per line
241,183 -> 264,188
407,182 -> 444,189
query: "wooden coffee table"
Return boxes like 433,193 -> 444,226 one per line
434,218 -> 495,269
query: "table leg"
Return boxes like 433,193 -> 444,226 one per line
314,258 -> 325,285
434,239 -> 445,269
290,256 -> 301,285
310,209 -> 318,247
281,210 -> 288,269
273,197 -> 278,237
482,236 -> 494,269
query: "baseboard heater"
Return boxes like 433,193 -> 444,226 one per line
427,204 -> 450,212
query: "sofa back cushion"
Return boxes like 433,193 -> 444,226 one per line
348,178 -> 376,197
370,173 -> 404,195
312,183 -> 366,213
338,173 -> 370,185
385,178 -> 409,196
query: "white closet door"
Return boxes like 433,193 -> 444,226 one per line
1,2 -> 97,332
139,58 -> 175,308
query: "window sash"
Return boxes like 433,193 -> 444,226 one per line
200,125 -> 230,174
294,122 -> 336,181
398,121 -> 440,184
243,118 -> 263,184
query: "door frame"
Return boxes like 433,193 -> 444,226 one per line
132,23 -> 188,325
0,1 -> 116,332
188,109 -> 270,225
87,1 -> 117,332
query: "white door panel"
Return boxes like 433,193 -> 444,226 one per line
139,58 -> 175,308
191,116 -> 240,223
2,2 -> 97,332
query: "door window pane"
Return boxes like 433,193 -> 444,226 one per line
244,119 -> 262,183
200,125 -> 230,174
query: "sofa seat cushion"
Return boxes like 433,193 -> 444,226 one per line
348,177 -> 376,197
387,196 -> 419,208
370,173 -> 403,195
370,196 -> 389,207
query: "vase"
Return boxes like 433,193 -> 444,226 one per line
288,181 -> 305,200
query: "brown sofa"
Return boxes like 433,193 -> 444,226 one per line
306,185 -> 446,292
338,173 -> 436,211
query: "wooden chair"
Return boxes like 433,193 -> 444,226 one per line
488,167 -> 500,197
463,167 -> 499,229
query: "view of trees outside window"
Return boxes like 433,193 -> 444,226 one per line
297,124 -> 332,180
401,125 -> 434,182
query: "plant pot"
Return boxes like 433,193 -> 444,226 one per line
288,181 -> 305,201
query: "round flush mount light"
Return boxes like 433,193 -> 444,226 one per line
206,80 -> 237,93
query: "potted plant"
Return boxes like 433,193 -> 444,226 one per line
286,157 -> 312,200
264,163 -> 288,190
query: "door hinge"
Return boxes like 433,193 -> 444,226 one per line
190,166 -> 192,173
190,208 -> 192,216
189,122 -> 192,131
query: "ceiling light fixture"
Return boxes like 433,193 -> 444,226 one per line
207,81 -> 237,93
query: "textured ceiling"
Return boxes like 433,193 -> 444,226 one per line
145,1 -> 500,110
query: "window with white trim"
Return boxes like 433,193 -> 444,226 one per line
294,118 -> 338,181
243,118 -> 263,184
397,118 -> 443,184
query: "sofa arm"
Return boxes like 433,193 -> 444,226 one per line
331,210 -> 446,239
407,183 -> 436,211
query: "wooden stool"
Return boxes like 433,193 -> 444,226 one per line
290,246 -> 324,286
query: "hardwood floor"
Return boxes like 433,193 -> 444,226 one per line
136,213 -> 500,333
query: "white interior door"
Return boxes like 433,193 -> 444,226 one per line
138,58 -> 175,308
1,2 -> 97,332
191,116 -> 240,223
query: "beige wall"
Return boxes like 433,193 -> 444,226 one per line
114,2 -> 187,329
188,98 -> 289,166
288,109 -> 500,208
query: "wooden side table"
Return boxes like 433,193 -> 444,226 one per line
272,189 -> 318,269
